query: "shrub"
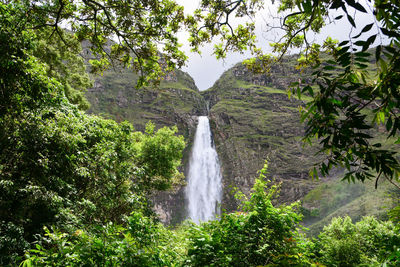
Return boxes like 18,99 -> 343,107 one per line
185,162 -> 316,266
22,212 -> 186,266
318,216 -> 400,266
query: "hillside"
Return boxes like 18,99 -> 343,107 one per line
202,60 -> 322,211
84,52 -> 394,231
203,57 -> 393,234
85,65 -> 206,224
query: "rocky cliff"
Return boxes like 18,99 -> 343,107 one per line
85,65 -> 206,224
202,61 -> 324,212
85,53 -> 393,231
202,59 -> 391,234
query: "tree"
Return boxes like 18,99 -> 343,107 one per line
6,0 -> 188,87
0,2 -> 185,264
33,28 -> 93,110
187,0 -> 400,189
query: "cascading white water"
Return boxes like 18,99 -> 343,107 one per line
186,116 -> 222,223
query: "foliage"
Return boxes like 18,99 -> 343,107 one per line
185,163 -> 316,266
22,212 -> 187,266
21,163 -> 316,267
0,108 -> 184,264
282,0 -> 396,185
186,0 -> 263,59
191,0 -> 400,189
9,0 -> 188,87
317,216 -> 400,266
0,222 -> 30,264
33,28 -> 93,110
0,2 -> 185,264
0,2 -> 63,116
20,163 -> 400,267
0,2 -> 92,110
280,0 -> 400,194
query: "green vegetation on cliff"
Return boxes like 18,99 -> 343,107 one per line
86,66 -> 205,133
202,61 -> 320,212
203,57 -> 397,234
83,60 -> 206,226
302,178 -> 396,236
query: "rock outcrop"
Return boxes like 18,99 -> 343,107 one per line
85,65 -> 206,224
202,62 -> 324,212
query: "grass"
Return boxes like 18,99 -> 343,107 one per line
301,177 -> 394,236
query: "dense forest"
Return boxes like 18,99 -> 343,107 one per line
1,0 -> 399,266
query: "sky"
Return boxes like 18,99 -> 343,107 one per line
175,0 -> 379,91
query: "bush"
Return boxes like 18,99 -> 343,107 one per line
0,222 -> 29,266
22,212 -> 187,266
318,216 -> 400,266
318,216 -> 362,266
185,163 -> 316,266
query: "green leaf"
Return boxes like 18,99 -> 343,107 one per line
352,23 -> 373,38
361,23 -> 374,33
381,28 -> 400,38
378,111 -> 385,124
362,34 -> 377,51
354,40 -> 366,46
379,58 -> 388,72
330,0 -> 343,9
386,116 -> 393,131
354,57 -> 369,62
302,85 -> 314,97
384,46 -> 397,54
375,45 -> 382,62
347,15 -> 356,28
355,51 -> 370,57
366,34 -> 376,46
345,0 -> 368,13
355,63 -> 368,69
301,1 -> 312,13
323,65 -> 336,70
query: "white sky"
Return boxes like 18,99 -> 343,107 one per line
176,0 -> 381,91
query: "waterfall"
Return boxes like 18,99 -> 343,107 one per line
186,116 -> 222,223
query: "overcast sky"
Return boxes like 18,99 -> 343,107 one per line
175,0 -> 380,91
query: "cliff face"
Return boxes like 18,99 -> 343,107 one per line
85,54 -> 392,230
85,66 -> 206,224
202,62 -> 324,211
85,60 -> 319,220
201,60 -> 392,234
